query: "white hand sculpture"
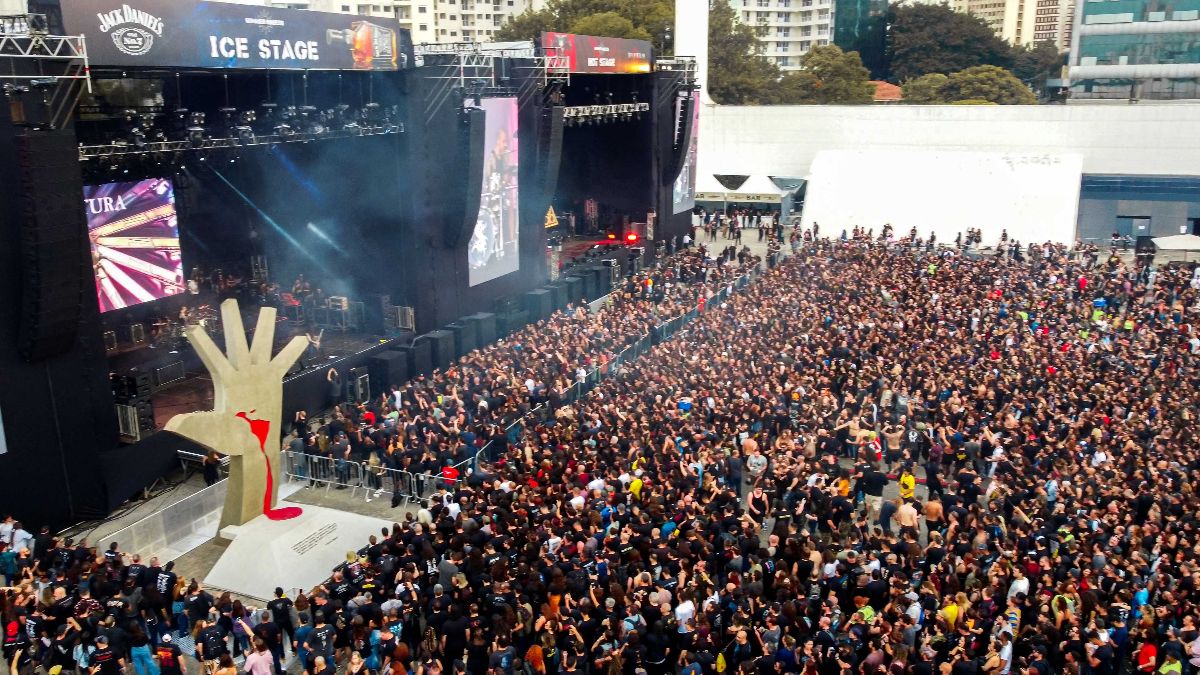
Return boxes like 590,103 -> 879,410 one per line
164,299 -> 307,528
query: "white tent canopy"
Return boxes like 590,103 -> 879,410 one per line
726,175 -> 788,203
1152,234 -> 1200,251
695,174 -> 728,201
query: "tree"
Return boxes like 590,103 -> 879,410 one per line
493,8 -> 561,42
901,73 -> 949,103
1012,41 -> 1064,93
706,0 -> 782,104
569,12 -> 652,41
888,4 -> 1013,82
800,45 -> 875,104
494,0 -> 673,52
940,65 -> 1037,104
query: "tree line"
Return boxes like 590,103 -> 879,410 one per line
494,0 -> 1065,104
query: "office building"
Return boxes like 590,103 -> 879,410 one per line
950,0 -> 1074,50
1068,0 -> 1200,99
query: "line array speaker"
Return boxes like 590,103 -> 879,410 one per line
443,106 -> 486,248
16,131 -> 88,362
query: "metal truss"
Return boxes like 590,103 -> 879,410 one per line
656,57 -> 698,90
79,124 -> 402,161
562,102 -> 649,121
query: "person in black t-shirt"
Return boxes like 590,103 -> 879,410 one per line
154,636 -> 186,675
195,619 -> 228,665
89,635 -> 124,675
266,588 -> 295,651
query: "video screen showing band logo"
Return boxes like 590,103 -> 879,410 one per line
540,32 -> 652,74
467,98 -> 521,287
84,179 -> 185,313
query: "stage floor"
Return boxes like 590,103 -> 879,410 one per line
109,331 -> 385,431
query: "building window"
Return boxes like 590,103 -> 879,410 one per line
799,40 -> 810,50
450,30 -> 457,35
341,4 -> 350,10
777,26 -> 791,35
779,56 -> 790,66
757,0 -> 770,7
800,25 -> 811,35
780,0 -> 791,5
802,0 -> 812,7
776,41 -> 788,51
800,10 -> 811,20
419,23 -> 427,29
777,11 -> 789,20
817,24 -> 828,34
418,5 -> 426,10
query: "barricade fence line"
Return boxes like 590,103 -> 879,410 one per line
278,261 -> 769,497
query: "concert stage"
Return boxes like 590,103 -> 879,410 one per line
0,0 -> 698,529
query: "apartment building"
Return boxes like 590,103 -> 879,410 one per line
263,0 -> 543,45
950,0 -> 1074,50
730,0 -> 835,71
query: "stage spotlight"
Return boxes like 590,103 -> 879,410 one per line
361,102 -> 382,125
186,112 -> 207,147
131,127 -> 147,149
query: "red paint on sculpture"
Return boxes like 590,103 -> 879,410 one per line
237,411 -> 302,521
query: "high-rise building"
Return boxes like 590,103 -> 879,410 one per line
728,0 -> 836,71
832,0 -> 886,55
950,0 -> 1074,50
259,0 -> 543,45
1067,0 -> 1200,99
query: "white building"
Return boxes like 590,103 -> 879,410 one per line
728,0 -> 834,71
949,0 -> 1074,50
263,0 -> 544,45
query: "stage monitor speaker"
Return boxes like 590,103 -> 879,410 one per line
395,339 -> 433,378
444,106 -> 486,248
447,318 -> 478,357
423,330 -> 456,370
498,309 -> 528,337
524,289 -> 552,321
563,276 -> 583,305
466,312 -> 496,345
369,351 -> 410,391
577,267 -> 598,300
15,131 -> 89,362
546,283 -> 567,312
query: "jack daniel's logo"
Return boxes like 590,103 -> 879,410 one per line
97,4 -> 164,57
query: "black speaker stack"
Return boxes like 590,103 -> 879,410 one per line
15,131 -> 89,362
111,372 -> 155,433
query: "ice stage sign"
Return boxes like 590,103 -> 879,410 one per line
61,0 -> 415,71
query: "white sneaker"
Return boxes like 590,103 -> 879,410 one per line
374,489 -> 383,497
365,496 -> 373,503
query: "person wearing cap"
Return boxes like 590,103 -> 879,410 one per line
154,634 -> 185,675
90,634 -> 125,675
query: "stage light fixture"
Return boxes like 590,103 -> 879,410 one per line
186,112 -> 207,147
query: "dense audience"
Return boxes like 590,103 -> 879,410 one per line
5,230 -> 1200,675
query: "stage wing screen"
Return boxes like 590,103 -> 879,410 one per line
84,178 -> 185,313
468,97 -> 521,287
800,150 -> 1083,245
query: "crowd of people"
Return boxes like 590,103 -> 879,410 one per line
6,229 -> 1200,675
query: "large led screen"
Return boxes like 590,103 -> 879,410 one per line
467,97 -> 520,287
85,178 -> 185,312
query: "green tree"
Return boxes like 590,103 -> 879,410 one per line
941,65 -> 1037,104
901,72 -> 950,103
800,45 -> 875,104
1012,40 -> 1063,93
706,0 -> 782,104
493,8 -> 562,42
888,3 -> 1013,82
569,12 -> 652,41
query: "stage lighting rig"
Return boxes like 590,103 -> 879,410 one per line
186,111 -> 207,147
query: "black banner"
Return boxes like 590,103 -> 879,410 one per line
62,0 -> 414,70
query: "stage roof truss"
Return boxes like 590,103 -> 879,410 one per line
0,14 -> 92,129
655,57 -> 697,90
79,124 -> 402,161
